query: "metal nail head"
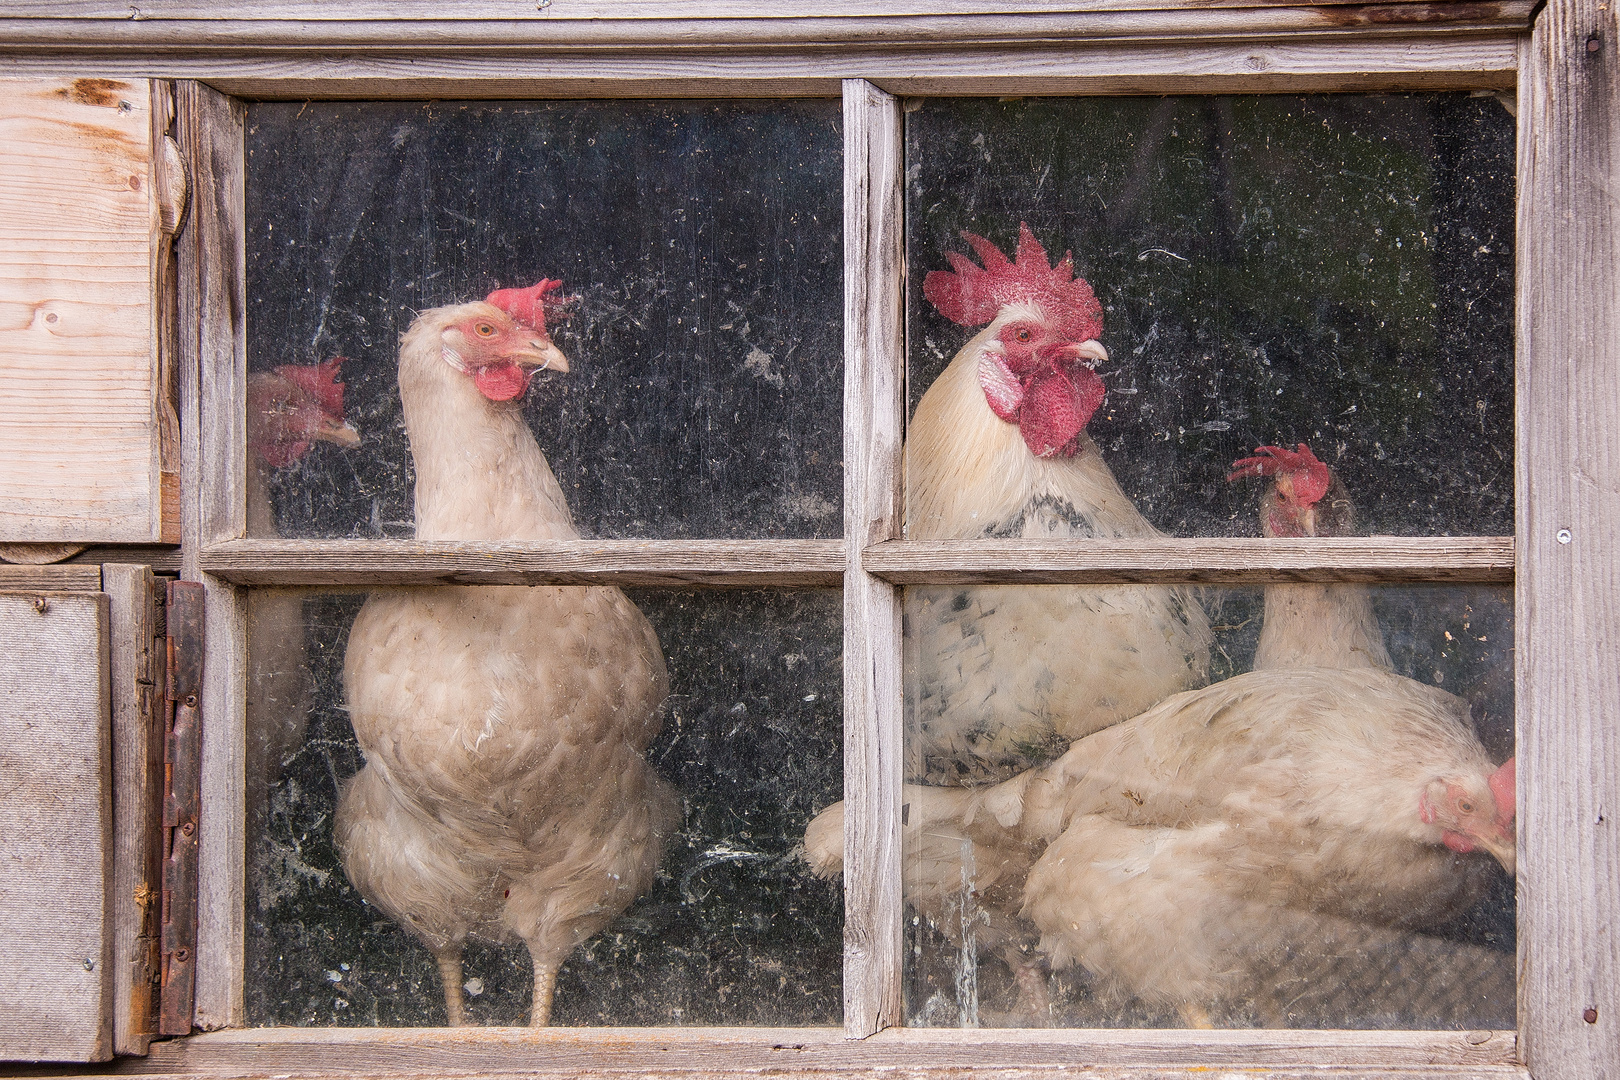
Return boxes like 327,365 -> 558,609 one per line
1585,1007 -> 1599,1024
1557,529 -> 1573,545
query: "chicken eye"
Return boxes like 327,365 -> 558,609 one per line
1014,328 -> 1032,343
475,323 -> 496,337
1458,799 -> 1475,813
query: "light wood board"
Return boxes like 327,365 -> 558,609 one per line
0,589 -> 112,1062
1516,1 -> 1620,1076
119,1023 -> 1520,1075
863,537 -> 1514,584
0,78 -> 169,545
0,38 -> 1521,100
841,78 -> 906,1039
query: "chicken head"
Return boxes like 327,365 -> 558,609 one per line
246,357 -> 360,468
438,279 -> 572,401
924,223 -> 1110,459
1227,443 -> 1349,538
1419,757 -> 1516,873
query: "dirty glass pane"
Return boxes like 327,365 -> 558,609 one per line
906,94 -> 1514,538
897,581 -> 1515,1029
246,587 -> 842,1027
245,100 -> 842,541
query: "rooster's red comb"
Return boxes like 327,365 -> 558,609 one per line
273,357 -> 346,418
486,279 -> 575,336
922,222 -> 1104,341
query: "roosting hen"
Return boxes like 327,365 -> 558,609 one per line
881,446 -> 1514,1025
335,280 -> 678,1027
906,224 -> 1209,784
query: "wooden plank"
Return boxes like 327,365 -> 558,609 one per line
119,1024 -> 1520,1074
1517,2 -> 1620,1077
0,590 -> 112,1062
841,78 -> 905,1040
0,78 -> 168,545
69,547 -> 183,574
104,565 -> 163,1056
175,80 -> 247,1032
0,3 -> 1534,50
0,563 -> 104,591
863,537 -> 1515,585
0,0 -> 1547,19
197,539 -> 845,586
0,37 -> 1520,99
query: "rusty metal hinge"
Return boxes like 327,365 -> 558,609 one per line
159,581 -> 203,1036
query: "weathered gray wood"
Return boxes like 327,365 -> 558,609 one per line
1517,1 -> 1620,1076
863,537 -> 1514,585
119,1024 -> 1520,1075
0,38 -> 1519,99
0,564 -> 104,591
0,590 -> 112,1062
67,547 -> 184,574
842,78 -> 905,1040
175,80 -> 248,1032
198,539 -> 845,586
0,2 -> 1533,53
104,565 -> 163,1057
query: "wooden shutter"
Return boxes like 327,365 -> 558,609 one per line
0,78 -> 182,548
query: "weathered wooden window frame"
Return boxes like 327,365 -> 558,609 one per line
17,4 -> 1599,1076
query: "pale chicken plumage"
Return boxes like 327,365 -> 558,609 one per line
335,281 -> 677,1027
904,226 -> 1210,785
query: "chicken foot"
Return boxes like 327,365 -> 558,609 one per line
435,950 -> 467,1027
530,957 -> 560,1027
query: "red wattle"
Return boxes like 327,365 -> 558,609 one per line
1018,365 -> 1104,458
1488,757 -> 1516,827
1441,831 -> 1478,854
473,363 -> 532,401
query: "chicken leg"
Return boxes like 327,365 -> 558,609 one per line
435,951 -> 466,1027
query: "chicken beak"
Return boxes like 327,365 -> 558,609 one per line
1074,339 -> 1109,366
515,339 -> 570,374
316,418 -> 361,448
1478,827 -> 1516,877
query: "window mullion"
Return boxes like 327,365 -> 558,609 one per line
840,77 -> 906,1039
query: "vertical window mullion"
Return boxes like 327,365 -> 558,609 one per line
840,77 -> 906,1039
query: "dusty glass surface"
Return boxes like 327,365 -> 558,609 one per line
246,587 -> 842,1027
906,94 -> 1514,538
895,582 -> 1515,1029
245,100 -> 842,541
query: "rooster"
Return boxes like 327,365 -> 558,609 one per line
335,280 -> 678,1027
905,224 -> 1210,784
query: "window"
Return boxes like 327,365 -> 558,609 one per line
6,1 -> 1610,1075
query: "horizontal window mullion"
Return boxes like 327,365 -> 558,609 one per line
863,536 -> 1514,585
197,538 -> 844,587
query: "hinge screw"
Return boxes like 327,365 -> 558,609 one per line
183,694 -> 197,709
180,821 -> 195,837
173,948 -> 189,963
31,597 -> 49,615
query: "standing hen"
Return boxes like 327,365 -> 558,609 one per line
335,280 -> 678,1027
906,224 -> 1209,783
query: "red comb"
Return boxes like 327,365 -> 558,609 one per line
273,356 -> 346,419
486,278 -> 574,336
922,222 -> 1104,341
1227,443 -> 1331,507
1488,758 -> 1515,828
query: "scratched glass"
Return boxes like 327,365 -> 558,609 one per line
905,94 -> 1515,540
245,587 -> 842,1027
898,582 -> 1515,1029
244,100 -> 842,541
